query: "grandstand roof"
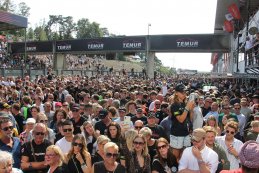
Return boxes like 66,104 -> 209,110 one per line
0,10 -> 27,31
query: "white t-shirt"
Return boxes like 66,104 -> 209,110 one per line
179,146 -> 219,173
55,137 -> 72,154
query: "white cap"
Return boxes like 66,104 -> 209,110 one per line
26,118 -> 36,124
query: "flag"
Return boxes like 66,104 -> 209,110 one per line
225,13 -> 234,21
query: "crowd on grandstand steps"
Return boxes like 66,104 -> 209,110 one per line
0,73 -> 258,173
65,54 -> 108,71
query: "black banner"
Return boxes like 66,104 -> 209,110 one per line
56,36 -> 146,52
149,34 -> 229,53
10,41 -> 53,53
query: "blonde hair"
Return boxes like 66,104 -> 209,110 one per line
251,120 -> 259,128
224,121 -> 239,132
104,142 -> 119,153
133,134 -> 148,156
203,126 -> 217,136
46,145 -> 64,166
125,129 -> 138,151
139,127 -> 152,137
97,135 -> 110,144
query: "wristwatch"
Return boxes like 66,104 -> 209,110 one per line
28,162 -> 33,169
184,107 -> 189,112
81,162 -> 87,169
197,159 -> 205,164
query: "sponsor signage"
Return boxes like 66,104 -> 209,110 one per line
10,41 -> 53,53
56,36 -> 146,52
150,34 -> 229,52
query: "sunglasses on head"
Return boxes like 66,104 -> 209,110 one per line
157,144 -> 167,150
35,132 -> 45,136
72,142 -> 83,147
2,126 -> 13,131
40,120 -> 48,123
63,128 -> 72,132
226,130 -> 235,135
105,152 -> 119,158
133,141 -> 145,145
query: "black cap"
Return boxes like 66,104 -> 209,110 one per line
147,112 -> 156,118
175,84 -> 187,92
71,104 -> 80,111
118,107 -> 126,112
99,109 -> 108,119
252,94 -> 259,99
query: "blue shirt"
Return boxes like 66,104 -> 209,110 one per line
0,137 -> 21,168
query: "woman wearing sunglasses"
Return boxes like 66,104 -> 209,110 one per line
152,138 -> 178,173
92,142 -> 126,173
125,134 -> 151,173
66,134 -> 92,173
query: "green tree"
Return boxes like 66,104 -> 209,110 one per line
17,2 -> 30,17
27,27 -> 34,40
76,18 -> 90,38
0,0 -> 15,12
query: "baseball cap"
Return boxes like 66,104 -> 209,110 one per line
240,98 -> 247,103
0,102 -> 11,109
191,128 -> 206,142
136,107 -> 143,112
175,84 -> 187,93
118,107 -> 126,112
26,118 -> 36,124
252,94 -> 259,99
71,104 -> 80,111
147,112 -> 156,118
99,109 -> 108,119
55,102 -> 62,107
239,140 -> 259,168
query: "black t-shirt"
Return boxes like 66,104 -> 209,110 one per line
94,161 -> 126,173
71,116 -> 87,135
94,120 -> 108,135
152,158 -> 178,173
145,125 -> 169,141
201,107 -> 211,117
13,113 -> 25,134
67,155 -> 86,173
21,139 -> 52,173
155,110 -> 168,124
131,116 -> 148,125
170,102 -> 192,136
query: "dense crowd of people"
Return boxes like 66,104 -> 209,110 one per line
0,74 -> 258,173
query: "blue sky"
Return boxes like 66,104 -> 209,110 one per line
19,0 -> 218,72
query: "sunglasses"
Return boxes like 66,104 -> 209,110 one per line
40,120 -> 48,123
2,126 -> 13,131
106,152 -> 119,158
73,142 -> 83,147
63,128 -> 72,132
234,108 -> 240,110
133,141 -> 145,145
157,144 -> 167,150
226,130 -> 235,135
135,126 -> 143,129
62,105 -> 69,107
45,154 -> 56,157
35,132 -> 45,136
72,109 -> 79,112
223,108 -> 230,110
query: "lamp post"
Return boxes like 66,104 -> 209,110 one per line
146,23 -> 151,62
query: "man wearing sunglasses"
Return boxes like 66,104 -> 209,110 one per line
0,118 -> 21,169
215,121 -> 243,170
179,128 -> 218,173
55,120 -> 74,154
21,123 -> 51,173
